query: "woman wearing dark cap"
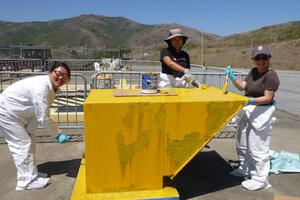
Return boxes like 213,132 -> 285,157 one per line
225,45 -> 280,190
159,28 -> 193,88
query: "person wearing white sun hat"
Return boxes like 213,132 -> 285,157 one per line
159,28 -> 194,88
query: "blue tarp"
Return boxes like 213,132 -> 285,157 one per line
270,150 -> 300,174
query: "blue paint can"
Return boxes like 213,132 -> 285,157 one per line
141,72 -> 158,94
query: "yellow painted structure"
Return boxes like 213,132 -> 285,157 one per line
71,87 -> 247,199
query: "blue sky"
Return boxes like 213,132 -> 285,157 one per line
1,0 -> 300,36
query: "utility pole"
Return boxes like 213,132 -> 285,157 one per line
152,39 -> 155,61
201,31 -> 204,66
85,43 -> 88,59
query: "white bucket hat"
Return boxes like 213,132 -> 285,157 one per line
164,28 -> 188,44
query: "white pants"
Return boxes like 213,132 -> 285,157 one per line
159,73 -> 192,88
235,104 -> 276,182
0,102 -> 38,188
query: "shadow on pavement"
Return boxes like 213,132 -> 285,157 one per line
174,150 -> 243,200
37,159 -> 81,178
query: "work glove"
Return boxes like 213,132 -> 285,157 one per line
245,97 -> 254,106
225,66 -> 237,81
182,69 -> 193,83
55,133 -> 72,144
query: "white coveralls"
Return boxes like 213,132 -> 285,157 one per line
159,73 -> 192,88
0,75 -> 58,189
235,103 -> 276,185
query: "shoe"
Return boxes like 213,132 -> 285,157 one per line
241,179 -> 272,191
229,168 -> 249,177
15,177 -> 50,191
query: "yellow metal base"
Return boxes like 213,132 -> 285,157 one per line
71,159 -> 179,200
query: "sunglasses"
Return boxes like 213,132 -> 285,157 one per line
53,70 -> 69,80
253,55 -> 270,61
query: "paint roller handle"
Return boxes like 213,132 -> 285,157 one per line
223,74 -> 229,94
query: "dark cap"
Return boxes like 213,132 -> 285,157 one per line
164,28 -> 188,43
251,45 -> 271,58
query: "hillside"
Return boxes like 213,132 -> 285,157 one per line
0,15 -> 299,70
0,15 -> 150,47
0,14 -> 217,48
190,21 -> 300,70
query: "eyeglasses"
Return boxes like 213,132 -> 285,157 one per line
253,55 -> 270,61
53,70 -> 69,80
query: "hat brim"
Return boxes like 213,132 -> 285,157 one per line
252,52 -> 272,58
164,34 -> 188,42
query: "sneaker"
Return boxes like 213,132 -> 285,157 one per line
229,168 -> 249,177
15,177 -> 50,191
241,179 -> 272,191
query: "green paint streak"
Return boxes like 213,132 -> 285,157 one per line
155,105 -> 167,139
117,102 -> 160,175
166,132 -> 200,164
116,130 -> 150,175
122,104 -> 135,129
176,103 -> 181,115
207,102 -> 235,134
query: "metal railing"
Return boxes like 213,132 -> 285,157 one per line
45,59 -> 161,71
45,59 -> 103,71
1,64 -> 248,142
90,71 -> 247,94
0,58 -> 43,72
121,60 -> 161,67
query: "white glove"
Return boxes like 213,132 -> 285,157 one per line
183,69 -> 193,83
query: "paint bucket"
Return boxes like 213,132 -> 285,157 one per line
141,72 -> 158,94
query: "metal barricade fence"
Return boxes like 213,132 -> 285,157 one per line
45,59 -> 161,71
1,69 -> 247,142
120,60 -> 161,68
0,59 -> 42,72
91,71 -> 247,94
0,71 -> 88,130
45,59 -> 104,71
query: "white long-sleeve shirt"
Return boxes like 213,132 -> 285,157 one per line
0,75 -> 58,134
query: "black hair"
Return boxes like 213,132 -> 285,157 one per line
50,62 -> 71,79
